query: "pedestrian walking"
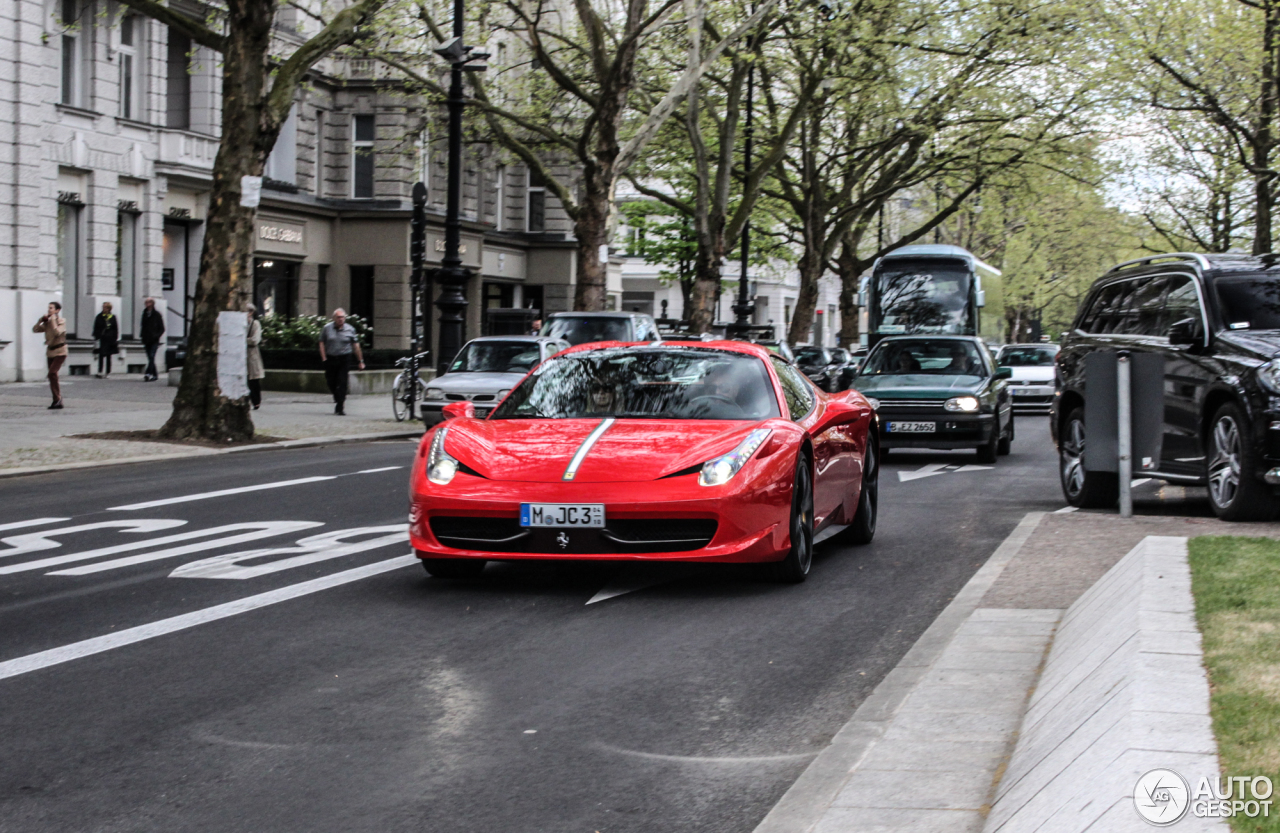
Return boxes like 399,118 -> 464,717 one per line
246,304 -> 264,409
139,297 -> 165,381
318,308 -> 364,415
91,302 -> 119,378
32,301 -> 67,409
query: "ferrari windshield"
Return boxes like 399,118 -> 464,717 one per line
448,341 -> 541,374
862,339 -> 988,378
875,260 -> 974,335
490,348 -> 781,420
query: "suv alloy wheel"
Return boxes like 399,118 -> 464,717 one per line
1206,402 -> 1279,521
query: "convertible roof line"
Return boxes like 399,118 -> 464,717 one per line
562,418 -> 616,482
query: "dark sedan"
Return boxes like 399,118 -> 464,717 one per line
851,336 -> 1014,463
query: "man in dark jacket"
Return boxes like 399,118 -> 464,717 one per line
92,302 -> 119,378
139,298 -> 165,381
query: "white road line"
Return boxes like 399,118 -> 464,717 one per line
954,465 -> 993,473
45,522 -> 322,576
587,576 -> 668,605
1,520 -> 187,561
0,554 -> 417,682
356,466 -> 403,474
898,463 -> 949,482
0,518 -> 69,533
108,476 -> 338,511
170,526 -> 407,579
1054,506 -> 1079,514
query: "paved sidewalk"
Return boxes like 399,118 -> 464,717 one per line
761,503 -> 1280,833
0,374 -> 421,471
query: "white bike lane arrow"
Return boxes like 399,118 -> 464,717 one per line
897,463 -> 993,482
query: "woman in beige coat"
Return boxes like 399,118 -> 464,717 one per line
33,301 -> 67,409
246,304 -> 265,409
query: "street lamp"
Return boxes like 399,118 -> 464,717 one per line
430,1 -> 489,376
728,46 -> 757,338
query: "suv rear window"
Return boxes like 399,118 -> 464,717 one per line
1214,273 -> 1280,330
542,316 -> 632,345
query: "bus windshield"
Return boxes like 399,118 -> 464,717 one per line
875,261 -> 974,335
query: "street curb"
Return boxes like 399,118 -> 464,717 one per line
752,510 -> 1047,833
0,429 -> 424,480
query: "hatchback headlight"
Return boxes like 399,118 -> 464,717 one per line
1259,360 -> 1280,394
945,396 -> 980,413
699,428 -> 772,487
865,397 -> 880,410
425,387 -> 444,401
496,389 -> 511,399
427,426 -> 460,485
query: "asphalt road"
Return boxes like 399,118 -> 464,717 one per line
0,418 -> 1065,833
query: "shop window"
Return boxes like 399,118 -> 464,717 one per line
117,209 -> 140,336
349,265 -> 375,322
352,115 -> 375,199
166,30 -> 191,129
484,282 -> 514,310
57,197 -> 83,335
527,167 -> 546,233
254,259 -> 299,319
494,166 -> 505,231
118,15 -> 143,120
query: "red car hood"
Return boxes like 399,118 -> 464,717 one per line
443,418 -> 768,483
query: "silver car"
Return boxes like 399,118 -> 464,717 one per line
423,336 -> 570,422
995,343 -> 1059,412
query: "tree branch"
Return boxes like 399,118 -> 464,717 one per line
116,0 -> 226,52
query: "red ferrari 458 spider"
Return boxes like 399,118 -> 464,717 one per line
408,341 -> 879,582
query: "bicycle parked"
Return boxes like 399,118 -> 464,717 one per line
392,351 -> 431,422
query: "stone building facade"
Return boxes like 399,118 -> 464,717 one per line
0,1 -> 608,382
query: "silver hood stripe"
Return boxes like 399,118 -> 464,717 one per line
562,418 -> 616,481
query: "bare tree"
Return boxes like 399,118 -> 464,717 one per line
118,0 -> 388,440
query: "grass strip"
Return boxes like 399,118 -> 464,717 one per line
1188,536 -> 1280,833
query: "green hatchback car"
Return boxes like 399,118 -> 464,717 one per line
851,336 -> 1014,463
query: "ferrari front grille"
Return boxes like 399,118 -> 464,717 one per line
429,516 -> 717,554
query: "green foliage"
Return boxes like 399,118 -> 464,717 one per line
1188,536 -> 1280,833
259,314 -> 372,349
621,201 -> 696,285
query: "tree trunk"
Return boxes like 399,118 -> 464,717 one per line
159,0 -> 275,442
573,170 -> 612,311
1255,0 -> 1279,254
787,244 -> 823,345
835,235 -> 863,345
687,238 -> 722,332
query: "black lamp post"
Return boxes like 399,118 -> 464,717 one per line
728,48 -> 757,338
410,181 -> 427,355
430,0 -> 488,376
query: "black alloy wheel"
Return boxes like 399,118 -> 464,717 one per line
1206,402 -> 1278,521
1059,406 -> 1118,508
771,455 -> 815,582
844,436 -> 878,545
421,558 -> 487,579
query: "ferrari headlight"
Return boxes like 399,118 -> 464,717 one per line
698,428 -> 772,487
425,387 -> 444,401
427,426 -> 460,485
945,396 -> 980,413
1259,360 -> 1280,394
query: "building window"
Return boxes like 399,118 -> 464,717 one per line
313,109 -> 326,195
494,165 -> 505,231
264,103 -> 298,185
415,125 -> 430,192
166,30 -> 191,129
117,209 -> 140,336
60,0 -> 83,107
118,15 -> 143,119
351,115 -> 375,199
349,265 -> 375,322
526,167 -> 546,233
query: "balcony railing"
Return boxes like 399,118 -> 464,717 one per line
157,130 -> 218,172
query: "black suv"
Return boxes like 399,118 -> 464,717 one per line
1053,252 -> 1280,520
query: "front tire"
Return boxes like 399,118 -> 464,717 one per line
421,558 -> 486,579
1059,406 -> 1118,508
976,424 -> 999,464
844,436 -> 878,545
998,412 -> 1014,456
771,456 -> 815,583
392,375 -> 413,422
1206,402 -> 1278,521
